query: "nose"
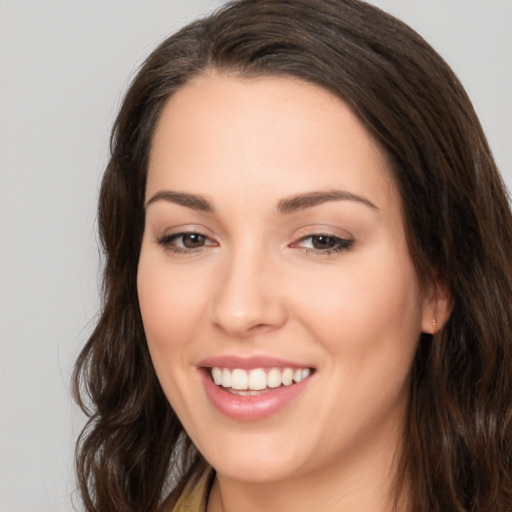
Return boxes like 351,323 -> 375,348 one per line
209,245 -> 288,338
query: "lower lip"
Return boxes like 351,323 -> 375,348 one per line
200,370 -> 312,421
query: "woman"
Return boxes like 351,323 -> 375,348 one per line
73,0 -> 512,511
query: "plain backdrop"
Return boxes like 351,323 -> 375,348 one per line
0,1 -> 510,510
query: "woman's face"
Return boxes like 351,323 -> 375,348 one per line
138,73 -> 435,483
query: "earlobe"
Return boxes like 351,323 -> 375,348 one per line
421,271 -> 452,335
432,318 -> 438,335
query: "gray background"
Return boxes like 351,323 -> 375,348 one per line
1,1 -> 510,510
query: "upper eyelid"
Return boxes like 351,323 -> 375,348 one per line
165,232 -> 213,241
156,224 -> 216,238
291,224 -> 354,240
295,231 -> 349,239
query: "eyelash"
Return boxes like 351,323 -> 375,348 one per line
156,231 -> 354,256
292,233 -> 354,255
156,232 -> 216,254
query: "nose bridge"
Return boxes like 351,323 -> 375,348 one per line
210,239 -> 286,337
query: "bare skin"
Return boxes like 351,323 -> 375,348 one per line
137,72 -> 450,512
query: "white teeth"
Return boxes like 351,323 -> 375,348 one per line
227,389 -> 262,396
282,368 -> 293,386
222,368 -> 231,388
211,367 -> 223,385
267,368 -> 282,388
248,368 -> 267,390
231,369 -> 248,390
210,366 -> 312,391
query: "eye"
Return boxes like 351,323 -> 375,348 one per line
157,231 -> 217,253
292,234 -> 354,254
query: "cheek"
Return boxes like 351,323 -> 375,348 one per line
137,246 -> 213,424
284,251 -> 423,453
289,245 -> 423,376
136,247 -> 209,366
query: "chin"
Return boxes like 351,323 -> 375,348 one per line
190,421 -> 318,483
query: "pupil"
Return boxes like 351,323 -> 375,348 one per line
183,234 -> 205,248
313,235 -> 335,249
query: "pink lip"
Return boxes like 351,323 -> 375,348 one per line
197,355 -> 311,370
197,356 -> 314,421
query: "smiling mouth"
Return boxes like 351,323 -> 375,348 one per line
208,366 -> 314,396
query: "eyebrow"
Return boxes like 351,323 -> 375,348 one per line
145,190 -> 215,212
276,189 -> 378,214
145,188 -> 377,214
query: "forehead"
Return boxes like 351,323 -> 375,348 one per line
147,72 -> 398,214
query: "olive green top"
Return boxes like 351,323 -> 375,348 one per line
169,469 -> 213,512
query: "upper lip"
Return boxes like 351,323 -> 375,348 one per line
197,355 -> 314,370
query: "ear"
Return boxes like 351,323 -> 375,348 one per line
420,270 -> 452,335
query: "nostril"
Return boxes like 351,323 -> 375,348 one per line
248,322 -> 274,332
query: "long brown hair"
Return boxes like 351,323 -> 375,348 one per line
73,1 -> 512,510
